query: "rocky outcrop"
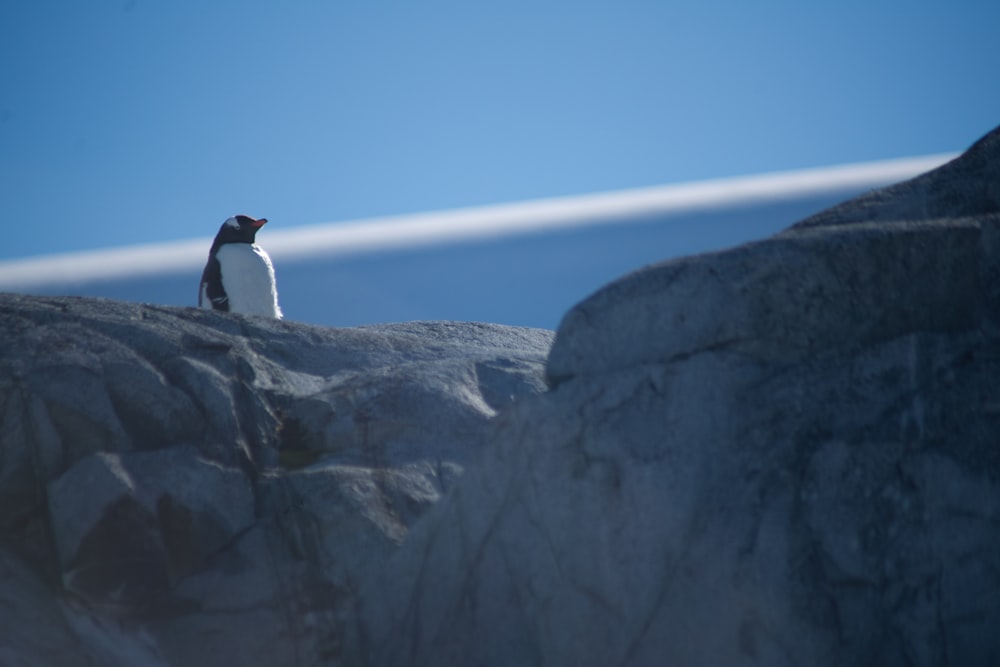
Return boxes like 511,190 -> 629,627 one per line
0,297 -> 552,666
792,125 -> 1000,229
3,125 -> 1000,667
365,125 -> 1000,666
545,125 -> 1000,387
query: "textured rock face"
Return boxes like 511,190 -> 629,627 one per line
546,125 -> 1000,387
792,125 -> 1000,229
0,297 -> 552,666
3,125 -> 1000,667
365,125 -> 1000,666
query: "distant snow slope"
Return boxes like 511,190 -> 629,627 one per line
0,154 -> 955,329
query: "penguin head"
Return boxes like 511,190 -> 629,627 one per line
214,215 -> 268,246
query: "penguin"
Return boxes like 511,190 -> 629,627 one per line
199,215 -> 283,318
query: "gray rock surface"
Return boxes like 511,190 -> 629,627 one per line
0,296 -> 552,666
3,124 -> 1000,667
792,125 -> 1000,229
545,127 -> 1000,386
364,125 -> 1000,666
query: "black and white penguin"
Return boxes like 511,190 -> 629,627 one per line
199,215 -> 282,318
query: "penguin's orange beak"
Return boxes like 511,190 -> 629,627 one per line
251,218 -> 268,228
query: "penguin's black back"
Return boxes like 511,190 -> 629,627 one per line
199,252 -> 229,311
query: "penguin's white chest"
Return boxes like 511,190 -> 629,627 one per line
216,243 -> 282,318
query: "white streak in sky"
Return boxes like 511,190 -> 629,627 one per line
0,154 -> 956,290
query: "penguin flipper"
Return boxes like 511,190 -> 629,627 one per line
199,256 -> 230,311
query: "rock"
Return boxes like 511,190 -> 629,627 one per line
4,124 -> 1000,666
47,446 -> 256,604
546,216 -> 982,386
364,125 -> 1000,666
545,124 -> 1000,387
791,124 -> 1000,229
0,295 -> 552,666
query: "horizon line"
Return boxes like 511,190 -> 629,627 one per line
0,152 -> 957,290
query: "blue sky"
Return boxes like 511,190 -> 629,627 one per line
1,1 -> 998,261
